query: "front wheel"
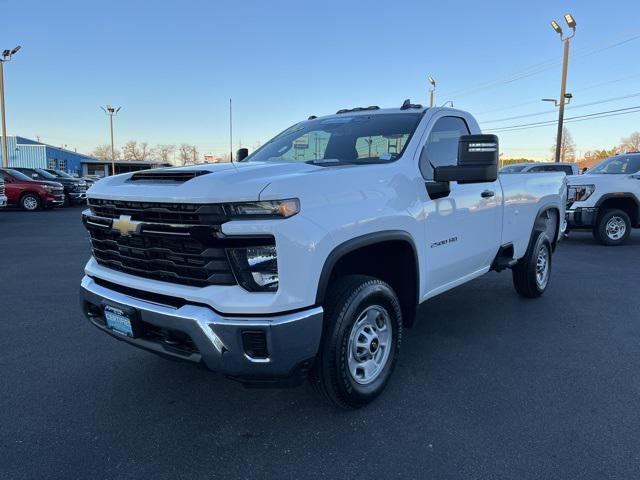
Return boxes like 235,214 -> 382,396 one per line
512,231 -> 552,298
20,193 -> 41,211
310,275 -> 402,409
593,209 -> 631,246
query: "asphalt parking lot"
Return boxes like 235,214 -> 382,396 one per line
1,206 -> 639,480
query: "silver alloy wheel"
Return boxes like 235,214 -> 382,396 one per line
605,216 -> 626,240
347,305 -> 392,385
23,195 -> 38,210
535,244 -> 550,289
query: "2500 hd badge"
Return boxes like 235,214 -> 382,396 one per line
430,236 -> 458,248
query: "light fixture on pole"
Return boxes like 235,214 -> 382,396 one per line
428,76 -> 436,107
550,13 -> 576,162
100,105 -> 121,176
0,45 -> 21,168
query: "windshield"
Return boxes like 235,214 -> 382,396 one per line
53,169 -> 74,178
500,164 -> 528,173
588,155 -> 640,174
6,169 -> 33,181
34,168 -> 58,179
243,113 -> 423,165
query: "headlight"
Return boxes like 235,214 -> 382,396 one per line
568,185 -> 595,203
226,199 -> 299,219
228,246 -> 278,292
44,185 -> 58,192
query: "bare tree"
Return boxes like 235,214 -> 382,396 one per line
152,144 -> 176,164
551,128 -> 576,162
191,145 -> 199,164
581,148 -> 618,170
620,131 -> 640,152
178,144 -> 193,165
122,141 -> 151,161
92,144 -> 120,161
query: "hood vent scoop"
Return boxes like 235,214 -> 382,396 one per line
128,170 -> 211,183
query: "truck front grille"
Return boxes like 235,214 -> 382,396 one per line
88,227 -> 237,287
0,183 -> 4,195
88,199 -> 228,225
83,201 -> 274,288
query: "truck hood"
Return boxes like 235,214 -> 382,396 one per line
567,173 -> 629,186
87,161 -> 324,203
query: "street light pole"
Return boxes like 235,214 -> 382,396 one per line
100,105 -> 121,175
0,45 -> 21,168
551,14 -> 576,163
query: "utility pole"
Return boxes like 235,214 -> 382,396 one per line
428,76 -> 436,108
0,45 -> 21,168
550,14 -> 576,162
229,98 -> 233,163
100,105 -> 121,175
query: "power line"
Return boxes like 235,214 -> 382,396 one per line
475,71 -> 640,115
439,32 -> 640,100
485,105 -> 640,133
480,92 -> 640,124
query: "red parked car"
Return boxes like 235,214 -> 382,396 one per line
0,168 -> 65,211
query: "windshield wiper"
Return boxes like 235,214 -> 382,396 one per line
306,158 -> 357,166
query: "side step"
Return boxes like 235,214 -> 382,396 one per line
491,243 -> 517,272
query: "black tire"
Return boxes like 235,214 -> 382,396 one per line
309,275 -> 402,409
63,194 -> 70,207
20,193 -> 41,211
512,231 -> 552,298
593,208 -> 631,246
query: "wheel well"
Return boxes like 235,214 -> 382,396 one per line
598,197 -> 639,226
533,207 -> 560,250
322,239 -> 419,327
19,191 -> 41,201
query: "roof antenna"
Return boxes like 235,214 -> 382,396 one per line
401,99 -> 411,109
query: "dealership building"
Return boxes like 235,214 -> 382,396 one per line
1,136 -> 169,176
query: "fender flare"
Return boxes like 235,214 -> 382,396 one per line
529,203 -> 561,251
315,230 -> 420,306
593,193 -> 640,224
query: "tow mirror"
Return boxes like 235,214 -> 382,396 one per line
32,173 -> 39,180
434,134 -> 499,184
236,148 -> 249,161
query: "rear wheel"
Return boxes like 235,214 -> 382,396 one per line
20,193 -> 41,211
310,275 -> 402,409
512,231 -> 552,298
593,209 -> 631,246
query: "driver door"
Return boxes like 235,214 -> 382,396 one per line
419,115 -> 502,296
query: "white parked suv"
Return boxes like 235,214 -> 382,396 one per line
79,103 -> 566,408
566,152 -> 640,245
500,162 -> 579,175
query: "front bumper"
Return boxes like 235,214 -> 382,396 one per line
566,207 -> 597,228
0,195 -> 6,207
79,276 -> 323,385
68,192 -> 87,203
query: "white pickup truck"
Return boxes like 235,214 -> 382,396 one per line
566,152 -> 640,245
80,103 -> 566,408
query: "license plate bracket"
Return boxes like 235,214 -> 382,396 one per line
102,301 -> 140,338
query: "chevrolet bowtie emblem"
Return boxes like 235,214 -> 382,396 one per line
112,215 -> 141,236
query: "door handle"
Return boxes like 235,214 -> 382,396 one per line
481,190 -> 495,198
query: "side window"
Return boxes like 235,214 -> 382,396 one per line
528,166 -> 544,172
419,116 -> 470,180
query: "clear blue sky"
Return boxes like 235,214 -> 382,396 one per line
2,0 -> 639,160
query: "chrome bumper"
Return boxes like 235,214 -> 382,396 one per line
79,276 -> 323,384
